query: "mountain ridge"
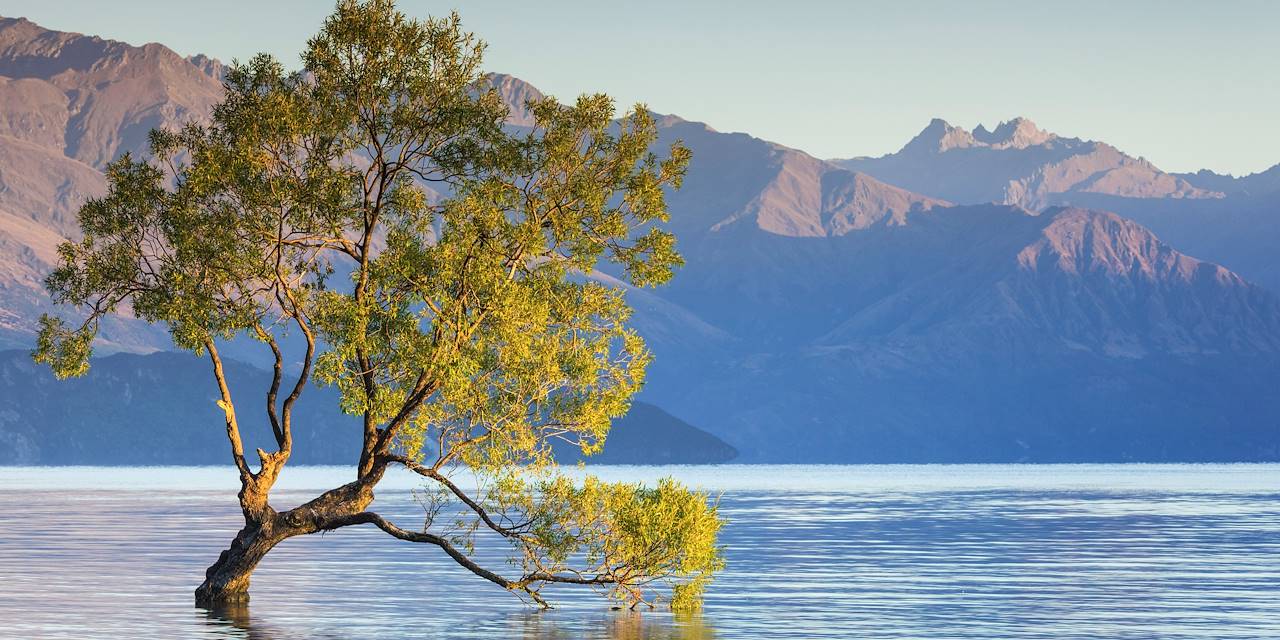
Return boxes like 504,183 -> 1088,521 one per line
0,18 -> 1277,463
833,117 -> 1219,209
0,349 -> 736,465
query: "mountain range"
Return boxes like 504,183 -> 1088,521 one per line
832,115 -> 1280,293
0,350 -> 737,465
0,16 -> 1277,463
631,115 -> 1280,460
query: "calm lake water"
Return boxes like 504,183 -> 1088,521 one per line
0,464 -> 1277,639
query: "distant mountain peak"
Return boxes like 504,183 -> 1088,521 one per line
837,116 -> 1221,208
485,72 -> 546,128
185,53 -> 226,81
0,16 -> 44,43
902,118 -> 979,154
973,117 -> 1056,149
1019,207 -> 1201,281
907,116 -> 1057,155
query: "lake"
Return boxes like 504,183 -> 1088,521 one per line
1,464 -> 1277,638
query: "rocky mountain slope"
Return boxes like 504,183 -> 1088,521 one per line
0,16 -> 223,168
650,117 -> 949,238
1047,189 -> 1280,295
0,17 -> 224,351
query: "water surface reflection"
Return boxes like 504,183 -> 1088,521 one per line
1,464 -> 1277,639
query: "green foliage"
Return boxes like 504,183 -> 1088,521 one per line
33,0 -> 718,609
31,316 -> 92,379
491,472 -> 724,609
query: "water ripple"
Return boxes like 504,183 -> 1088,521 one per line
0,464 -> 1277,639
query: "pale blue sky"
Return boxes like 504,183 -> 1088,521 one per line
5,0 -> 1278,175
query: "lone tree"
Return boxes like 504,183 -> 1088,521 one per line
34,0 -> 721,610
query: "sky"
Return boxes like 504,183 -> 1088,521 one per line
4,0 -> 1278,175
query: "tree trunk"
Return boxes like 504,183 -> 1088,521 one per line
194,475 -> 381,607
195,518 -> 291,606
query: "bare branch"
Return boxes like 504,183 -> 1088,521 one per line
383,454 -> 530,537
323,511 -> 618,609
203,340 -> 252,480
325,511 -> 512,588
254,326 -> 285,447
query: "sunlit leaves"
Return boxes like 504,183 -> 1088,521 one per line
31,316 -> 92,379
496,473 -> 724,610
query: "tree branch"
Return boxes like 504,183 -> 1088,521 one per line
324,511 -> 618,608
255,326 -> 285,448
203,340 -> 252,480
368,376 -> 439,464
382,454 -> 529,537
326,511 -> 512,588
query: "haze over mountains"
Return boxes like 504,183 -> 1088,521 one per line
0,17 -> 1277,463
